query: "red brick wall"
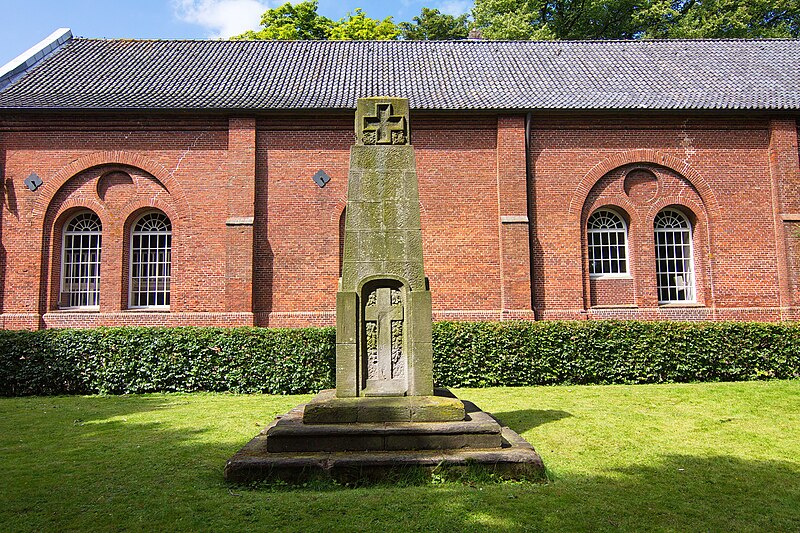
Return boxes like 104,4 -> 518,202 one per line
0,112 -> 798,329
530,113 -> 796,321
257,115 -> 506,326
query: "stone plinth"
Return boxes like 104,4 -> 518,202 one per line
303,389 -> 465,424
224,391 -> 545,484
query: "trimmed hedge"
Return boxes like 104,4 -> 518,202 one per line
0,327 -> 336,396
0,321 -> 798,396
432,321 -> 800,387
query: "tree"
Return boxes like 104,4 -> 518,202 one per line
328,8 -> 400,40
636,0 -> 800,38
399,8 -> 470,40
231,1 -> 333,40
471,0 -> 646,40
471,0 -> 800,40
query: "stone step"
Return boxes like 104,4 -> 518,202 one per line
266,404 -> 503,452
225,426 -> 545,484
302,389 -> 466,424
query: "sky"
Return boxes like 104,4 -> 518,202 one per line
0,0 -> 473,66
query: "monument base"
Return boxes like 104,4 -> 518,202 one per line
224,389 -> 545,484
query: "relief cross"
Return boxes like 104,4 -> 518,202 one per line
364,287 -> 404,382
363,103 -> 407,144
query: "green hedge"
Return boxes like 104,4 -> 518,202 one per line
0,327 -> 336,396
432,321 -> 800,387
0,321 -> 798,396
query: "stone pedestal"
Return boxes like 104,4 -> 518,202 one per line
224,390 -> 545,483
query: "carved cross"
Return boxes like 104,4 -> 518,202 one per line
364,287 -> 404,381
363,104 -> 407,145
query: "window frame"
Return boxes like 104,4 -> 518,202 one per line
59,211 -> 102,310
654,208 -> 696,304
587,208 -> 631,279
128,211 -> 172,310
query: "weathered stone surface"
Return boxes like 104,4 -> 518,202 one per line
385,433 -> 501,451
354,98 -> 410,146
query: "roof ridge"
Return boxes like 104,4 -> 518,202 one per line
68,37 -> 800,44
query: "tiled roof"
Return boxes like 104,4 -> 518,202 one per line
0,38 -> 798,111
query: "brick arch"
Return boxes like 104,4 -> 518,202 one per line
568,150 -> 720,223
119,198 -> 180,228
50,200 -> 109,229
645,197 -> 708,227
582,199 -> 639,227
32,151 -> 190,221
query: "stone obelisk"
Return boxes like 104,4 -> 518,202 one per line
335,97 -> 433,399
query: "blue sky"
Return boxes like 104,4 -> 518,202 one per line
1,0 -> 473,66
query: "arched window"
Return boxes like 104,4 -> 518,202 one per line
60,212 -> 102,309
654,208 -> 695,303
587,209 -> 629,276
130,212 -> 171,308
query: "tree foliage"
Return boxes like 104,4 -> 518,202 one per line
233,0 -> 800,41
232,1 -> 398,41
399,8 -> 470,40
328,8 -> 400,40
232,1 -> 333,40
471,0 -> 800,40
636,0 -> 800,39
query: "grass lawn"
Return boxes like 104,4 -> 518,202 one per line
1,381 -> 798,532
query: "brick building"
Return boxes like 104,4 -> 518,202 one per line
0,30 -> 799,329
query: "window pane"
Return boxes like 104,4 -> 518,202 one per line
61,212 -> 102,308
587,210 -> 628,276
130,212 -> 172,308
654,209 -> 695,303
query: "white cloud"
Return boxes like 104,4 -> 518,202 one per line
435,0 -> 472,16
173,0 -> 271,39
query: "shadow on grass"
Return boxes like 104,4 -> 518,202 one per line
490,409 -> 573,434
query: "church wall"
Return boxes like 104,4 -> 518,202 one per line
0,117 -> 242,328
257,115 -> 506,327
0,112 -> 798,329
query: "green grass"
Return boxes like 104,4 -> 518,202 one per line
1,381 -> 799,532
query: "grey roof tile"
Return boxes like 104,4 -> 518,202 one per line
0,38 -> 798,110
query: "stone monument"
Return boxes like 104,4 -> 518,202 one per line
224,98 -> 544,483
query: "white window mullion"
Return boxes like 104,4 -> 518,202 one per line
587,209 -> 629,277
655,209 -> 695,304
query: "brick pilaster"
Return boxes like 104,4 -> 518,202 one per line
769,119 -> 800,311
496,115 -> 533,316
225,118 -> 256,314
